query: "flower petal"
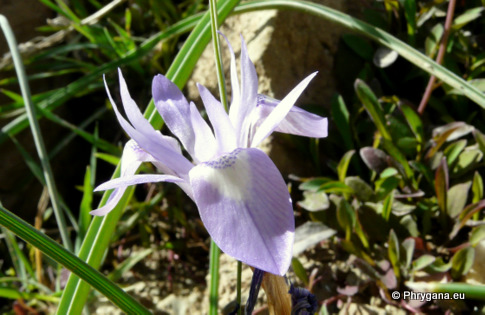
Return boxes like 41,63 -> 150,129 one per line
197,84 -> 237,154
252,95 -> 328,138
251,72 -> 318,148
105,75 -> 193,176
189,148 -> 294,275
218,32 -> 240,125
94,174 -> 183,191
91,140 -> 152,216
189,101 -> 217,162
228,36 -> 258,147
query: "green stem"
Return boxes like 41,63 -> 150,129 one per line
209,239 -> 221,315
0,204 -> 150,314
209,0 -> 230,111
0,15 -> 72,251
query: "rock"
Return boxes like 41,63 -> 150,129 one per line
187,0 -> 350,177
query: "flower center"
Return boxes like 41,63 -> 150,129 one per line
200,148 -> 249,201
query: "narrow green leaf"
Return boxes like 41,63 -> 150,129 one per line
337,199 -> 356,240
443,139 -> 467,166
0,287 -> 59,302
108,248 -> 153,282
403,0 -> 416,44
382,191 -> 394,221
0,14 -> 72,251
291,258 -> 309,286
435,158 -> 449,214
412,254 -> 435,271
354,79 -> 392,141
331,94 -> 353,150
0,204 -> 150,314
472,171 -> 483,204
337,150 -> 355,182
388,229 -> 401,280
399,103 -> 423,143
451,247 -> 475,280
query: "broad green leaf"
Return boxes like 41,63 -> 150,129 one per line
425,257 -> 452,273
402,238 -> 415,269
447,182 -> 471,218
425,23 -> 443,57
470,226 -> 485,247
298,191 -> 330,212
450,200 -> 485,239
337,150 -> 355,182
451,149 -> 483,177
360,147 -> 389,173
355,79 -> 392,141
291,258 -> 309,286
293,222 -> 337,256
453,7 -> 484,29
345,176 -> 374,202
400,215 -> 419,237
412,254 -> 436,272
337,199 -> 356,240
451,247 -> 475,280
443,139 -> 467,166
331,94 -> 353,150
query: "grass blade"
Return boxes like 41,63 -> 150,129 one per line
0,204 -> 150,314
0,15 -> 72,251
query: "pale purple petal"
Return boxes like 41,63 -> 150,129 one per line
94,174 -> 183,191
218,32 -> 241,125
91,140 -> 151,216
90,188 -> 125,216
252,95 -> 328,138
189,101 -> 217,162
118,69 -> 157,137
189,148 -> 294,275
251,72 -> 318,147
232,36 -> 258,147
104,76 -> 193,176
152,75 -> 195,156
197,84 -> 237,154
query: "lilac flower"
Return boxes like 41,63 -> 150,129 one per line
91,36 -> 328,275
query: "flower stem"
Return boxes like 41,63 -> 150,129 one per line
236,260 -> 242,315
209,0 -> 229,111
209,239 -> 220,315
